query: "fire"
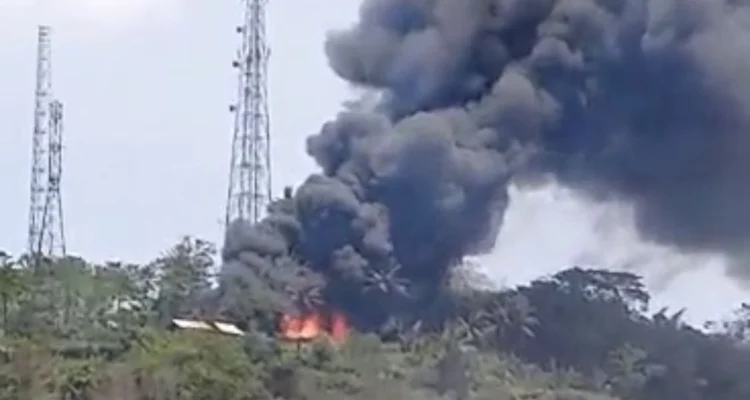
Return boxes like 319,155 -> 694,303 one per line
330,312 -> 348,343
279,313 -> 324,341
279,311 -> 349,344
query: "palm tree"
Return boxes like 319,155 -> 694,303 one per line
652,307 -> 686,330
286,283 -> 324,313
363,264 -> 409,297
443,309 -> 492,348
395,319 -> 423,351
486,293 -> 538,345
360,263 -> 412,338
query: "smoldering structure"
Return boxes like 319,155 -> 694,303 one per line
220,0 -> 750,326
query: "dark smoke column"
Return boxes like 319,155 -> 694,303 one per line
221,0 -> 750,324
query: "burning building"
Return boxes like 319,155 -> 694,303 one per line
278,310 -> 349,345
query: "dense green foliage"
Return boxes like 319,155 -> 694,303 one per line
0,238 -> 748,399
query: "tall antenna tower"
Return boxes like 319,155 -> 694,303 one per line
27,25 -> 66,262
225,0 -> 272,226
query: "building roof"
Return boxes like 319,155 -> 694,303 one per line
171,319 -> 214,331
213,321 -> 245,336
170,318 -> 244,336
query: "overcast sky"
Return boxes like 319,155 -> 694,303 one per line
0,0 -> 746,325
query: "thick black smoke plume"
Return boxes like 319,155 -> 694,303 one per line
221,0 -> 750,324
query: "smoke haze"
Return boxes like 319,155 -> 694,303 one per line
475,181 -> 747,324
222,0 -> 750,320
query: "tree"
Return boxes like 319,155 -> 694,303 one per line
152,237 -> 215,324
286,282 -> 323,313
363,264 -> 409,298
0,253 -> 27,335
706,303 -> 750,342
363,263 -> 411,333
604,343 -> 650,398
485,293 -> 538,347
509,267 -> 651,372
551,268 -> 650,315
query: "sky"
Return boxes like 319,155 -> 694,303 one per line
0,0 -> 746,326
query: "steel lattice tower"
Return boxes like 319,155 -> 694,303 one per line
27,25 -> 66,262
225,0 -> 272,226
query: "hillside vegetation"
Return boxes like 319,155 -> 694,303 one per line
0,237 -> 748,399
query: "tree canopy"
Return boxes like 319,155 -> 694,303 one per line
0,236 -> 748,399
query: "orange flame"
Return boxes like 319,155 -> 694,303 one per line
279,311 -> 349,344
330,312 -> 348,343
280,313 -> 324,341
